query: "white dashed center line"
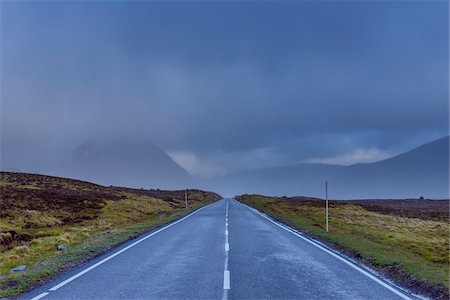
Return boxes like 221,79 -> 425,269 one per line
222,199 -> 231,300
223,270 -> 231,289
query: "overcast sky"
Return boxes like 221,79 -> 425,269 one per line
1,1 -> 448,177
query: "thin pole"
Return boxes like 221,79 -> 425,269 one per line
326,181 -> 329,232
185,189 -> 188,209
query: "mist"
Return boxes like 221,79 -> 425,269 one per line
1,1 -> 448,197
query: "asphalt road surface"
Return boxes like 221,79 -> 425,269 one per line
23,199 -> 413,300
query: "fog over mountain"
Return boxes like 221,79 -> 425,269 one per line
330,136 -> 449,199
208,136 -> 449,199
61,138 -> 194,189
2,138 -> 195,190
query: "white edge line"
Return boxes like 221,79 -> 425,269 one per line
30,292 -> 49,300
46,203 -> 213,292
241,202 -> 413,300
225,243 -> 230,251
223,270 -> 230,289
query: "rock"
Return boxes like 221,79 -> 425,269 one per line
57,244 -> 69,250
10,265 -> 27,272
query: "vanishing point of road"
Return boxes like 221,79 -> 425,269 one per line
23,199 -> 413,300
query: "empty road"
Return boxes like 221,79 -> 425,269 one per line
24,199 -> 412,300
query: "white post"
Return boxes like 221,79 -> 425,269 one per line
185,189 -> 188,209
326,181 -> 329,232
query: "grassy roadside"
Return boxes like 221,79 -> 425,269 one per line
0,172 -> 221,298
236,194 -> 449,300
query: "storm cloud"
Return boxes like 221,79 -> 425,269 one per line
1,1 -> 448,177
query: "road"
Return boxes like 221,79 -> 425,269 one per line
24,199 -> 412,300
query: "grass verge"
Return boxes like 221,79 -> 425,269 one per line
236,194 -> 449,300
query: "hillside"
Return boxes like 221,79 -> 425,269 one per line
331,136 -> 449,198
0,171 -> 221,297
210,136 -> 449,199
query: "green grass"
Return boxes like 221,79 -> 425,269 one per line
238,194 -> 449,295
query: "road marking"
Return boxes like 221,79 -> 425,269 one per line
223,270 -> 231,289
30,292 -> 49,300
39,203 -> 213,294
222,199 -> 231,300
241,202 -> 413,300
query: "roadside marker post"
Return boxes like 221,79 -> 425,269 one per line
326,181 -> 329,232
185,189 -> 188,209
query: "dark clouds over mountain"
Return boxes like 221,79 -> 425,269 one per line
1,1 -> 448,186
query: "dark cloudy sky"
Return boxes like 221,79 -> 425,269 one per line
1,1 -> 448,177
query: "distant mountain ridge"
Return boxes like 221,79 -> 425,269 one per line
331,136 -> 449,199
209,136 -> 449,199
2,136 -> 448,198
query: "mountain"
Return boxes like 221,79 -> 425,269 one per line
209,136 -> 449,199
42,138 -> 195,190
331,136 -> 449,199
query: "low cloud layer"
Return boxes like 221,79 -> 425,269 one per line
305,148 -> 391,166
1,1 -> 448,177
